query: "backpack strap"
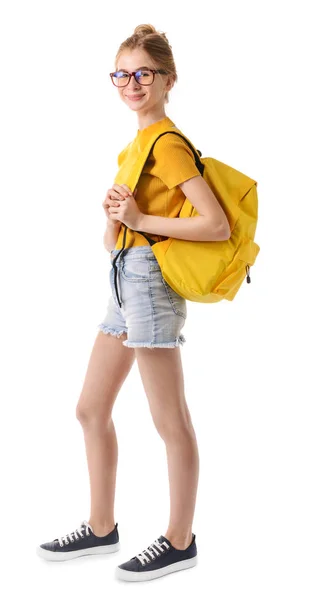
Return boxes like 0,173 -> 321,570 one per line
131,130 -> 204,245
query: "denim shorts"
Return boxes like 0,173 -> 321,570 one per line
97,245 -> 187,349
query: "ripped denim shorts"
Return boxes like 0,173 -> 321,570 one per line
97,245 -> 187,349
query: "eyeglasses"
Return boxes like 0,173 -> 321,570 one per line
110,68 -> 168,87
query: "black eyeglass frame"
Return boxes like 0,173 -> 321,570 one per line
109,68 -> 168,87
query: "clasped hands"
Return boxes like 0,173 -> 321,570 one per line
102,183 -> 143,230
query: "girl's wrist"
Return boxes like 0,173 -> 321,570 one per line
106,218 -> 121,228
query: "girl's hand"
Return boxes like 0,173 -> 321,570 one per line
108,184 -> 143,230
102,184 -> 134,224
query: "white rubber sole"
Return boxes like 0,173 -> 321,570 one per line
36,541 -> 120,561
115,555 -> 197,582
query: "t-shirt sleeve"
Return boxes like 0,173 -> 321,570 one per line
152,134 -> 201,190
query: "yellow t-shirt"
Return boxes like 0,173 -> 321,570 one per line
113,116 -> 200,250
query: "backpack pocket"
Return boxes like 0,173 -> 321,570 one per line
213,237 -> 260,300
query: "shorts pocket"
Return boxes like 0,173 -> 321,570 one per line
121,260 -> 150,282
161,277 -> 187,319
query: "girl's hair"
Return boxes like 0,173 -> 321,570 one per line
115,24 -> 177,104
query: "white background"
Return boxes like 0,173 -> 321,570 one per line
1,1 -> 327,598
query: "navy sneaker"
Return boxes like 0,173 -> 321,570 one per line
115,533 -> 197,582
36,520 -> 120,561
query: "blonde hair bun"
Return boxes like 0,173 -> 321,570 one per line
133,24 -> 169,44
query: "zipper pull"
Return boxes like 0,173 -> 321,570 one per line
246,265 -> 251,283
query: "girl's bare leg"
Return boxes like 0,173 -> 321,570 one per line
134,346 -> 199,550
75,330 -> 135,536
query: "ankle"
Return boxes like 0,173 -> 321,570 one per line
88,519 -> 116,537
164,531 -> 193,550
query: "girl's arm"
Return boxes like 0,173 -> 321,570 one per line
137,175 -> 231,242
103,219 -> 121,252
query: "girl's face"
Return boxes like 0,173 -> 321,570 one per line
114,48 -> 173,114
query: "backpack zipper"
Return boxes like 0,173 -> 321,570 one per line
246,265 -> 251,283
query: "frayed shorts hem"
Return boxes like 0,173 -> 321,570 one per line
122,334 -> 186,349
98,323 -> 128,338
98,324 -> 186,348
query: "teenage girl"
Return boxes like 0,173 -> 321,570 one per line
37,24 -> 230,582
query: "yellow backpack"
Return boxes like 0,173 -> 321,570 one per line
114,126 -> 260,303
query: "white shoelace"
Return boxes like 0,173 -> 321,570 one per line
57,520 -> 92,548
136,538 -> 170,566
